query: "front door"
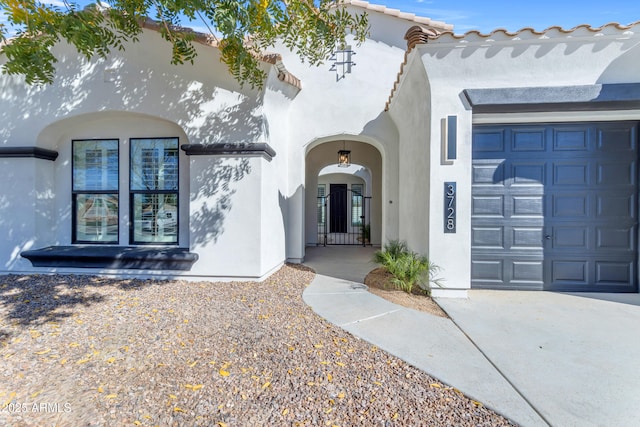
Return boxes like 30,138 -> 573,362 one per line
329,184 -> 348,233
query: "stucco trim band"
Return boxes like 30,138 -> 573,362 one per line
21,246 -> 199,271
0,146 -> 59,161
181,143 -> 276,160
464,83 -> 640,113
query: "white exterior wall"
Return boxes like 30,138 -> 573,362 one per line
189,155 -> 265,278
389,24 -> 640,297
282,10 -> 420,147
0,29 -> 291,279
0,158 -> 55,271
281,7 -> 425,258
259,68 -> 299,273
387,53 -> 432,256
0,31 -> 264,147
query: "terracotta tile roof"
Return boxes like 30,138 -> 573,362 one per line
341,0 -> 453,31
261,53 -> 302,89
384,49 -> 414,112
385,20 -> 640,111
426,20 -> 640,43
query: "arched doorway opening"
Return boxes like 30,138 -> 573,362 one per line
317,163 -> 372,245
305,139 -> 383,248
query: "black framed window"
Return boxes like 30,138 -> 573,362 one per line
130,138 -> 179,244
351,184 -> 363,226
317,184 -> 326,225
72,139 -> 119,243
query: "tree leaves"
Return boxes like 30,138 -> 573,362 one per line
0,0 -> 140,84
0,0 -> 369,87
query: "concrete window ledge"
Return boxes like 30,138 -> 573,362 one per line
21,246 -> 199,271
181,143 -> 276,161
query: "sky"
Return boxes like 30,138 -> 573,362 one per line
382,0 -> 640,34
2,1 -> 640,36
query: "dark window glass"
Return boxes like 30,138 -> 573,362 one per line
130,138 -> 179,244
351,184 -> 363,226
317,184 -> 326,225
72,140 -> 119,243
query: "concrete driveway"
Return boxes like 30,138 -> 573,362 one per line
303,246 -> 640,427
437,291 -> 640,427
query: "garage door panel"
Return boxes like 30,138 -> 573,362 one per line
511,162 -> 546,186
597,126 -> 637,152
552,194 -> 589,217
474,131 -> 506,152
549,257 -> 636,290
553,163 -> 590,186
512,129 -> 546,151
596,226 -> 635,250
551,227 -> 588,249
473,163 -> 504,185
551,260 -> 588,284
473,122 -> 638,292
512,227 -> 544,250
553,129 -> 589,151
512,196 -> 544,217
472,195 -> 504,217
512,261 -> 544,284
597,193 -> 635,218
472,256 -> 544,289
595,261 -> 634,285
471,259 -> 503,282
597,161 -> 635,186
471,227 -> 504,249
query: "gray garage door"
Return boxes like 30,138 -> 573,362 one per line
472,122 -> 638,292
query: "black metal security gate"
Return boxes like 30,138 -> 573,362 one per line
317,188 -> 371,246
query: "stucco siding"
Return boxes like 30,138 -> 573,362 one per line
388,53 -> 432,254
259,68 -> 296,272
388,23 -> 640,296
189,155 -> 264,278
421,30 -> 640,89
0,30 -> 265,149
0,158 -> 54,271
0,29 -> 285,279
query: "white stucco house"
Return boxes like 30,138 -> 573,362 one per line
1,1 -> 639,296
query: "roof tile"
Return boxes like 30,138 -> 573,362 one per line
340,0 -> 453,31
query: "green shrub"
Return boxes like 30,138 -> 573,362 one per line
358,223 -> 371,244
373,239 -> 407,264
373,240 -> 442,295
360,223 -> 371,243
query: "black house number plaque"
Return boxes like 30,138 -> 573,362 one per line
444,182 -> 456,233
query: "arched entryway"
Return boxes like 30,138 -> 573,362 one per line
316,163 -> 371,245
305,139 -> 383,247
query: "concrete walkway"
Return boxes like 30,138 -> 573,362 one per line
302,246 -> 640,427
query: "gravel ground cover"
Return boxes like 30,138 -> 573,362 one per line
0,265 -> 515,426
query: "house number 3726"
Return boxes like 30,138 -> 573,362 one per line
444,182 -> 456,233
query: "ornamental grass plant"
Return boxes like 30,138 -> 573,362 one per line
373,240 -> 442,296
